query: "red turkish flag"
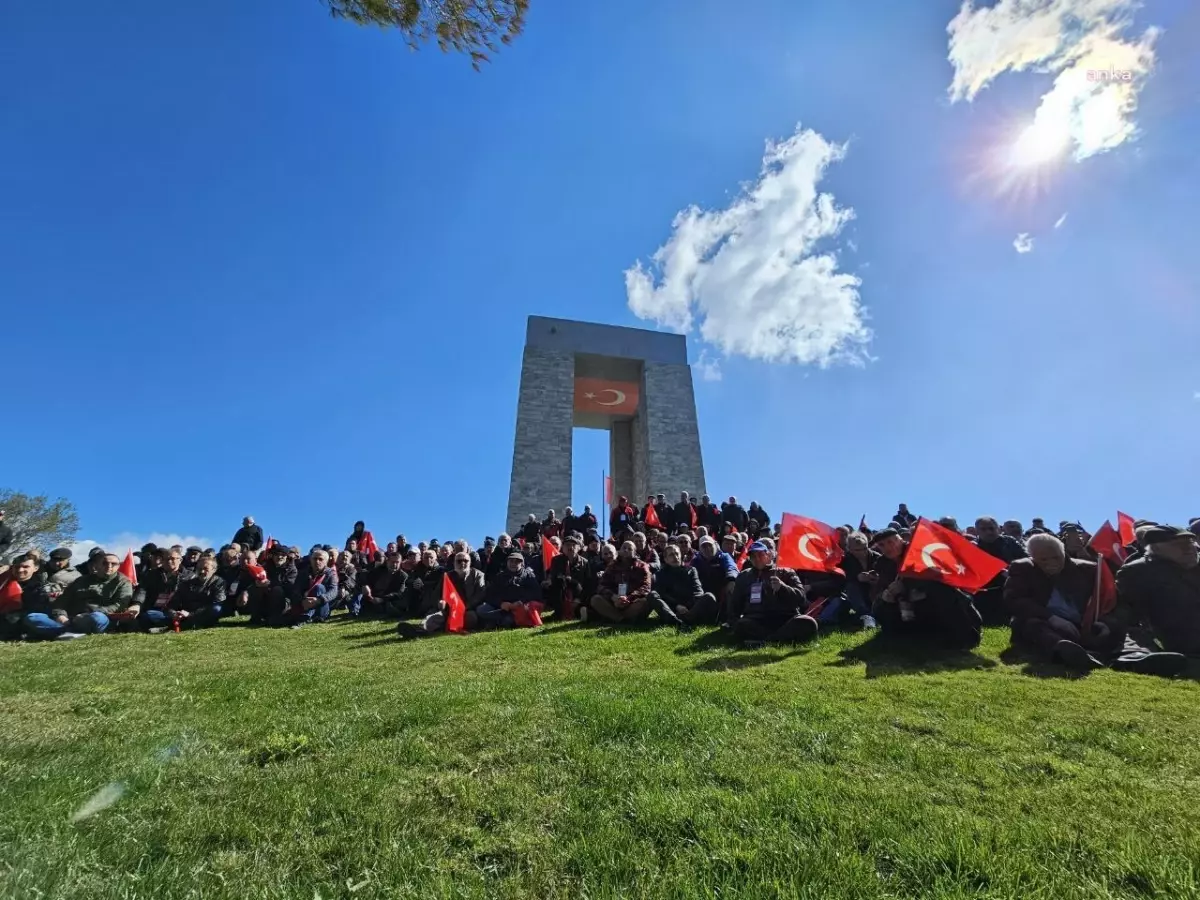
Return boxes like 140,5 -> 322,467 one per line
776,513 -> 844,574
1088,521 -> 1127,565
542,537 -> 559,574
605,476 -> 613,505
1082,560 -> 1118,634
442,573 -> 466,633
644,504 -> 662,529
898,519 -> 1006,593
119,548 -> 138,587
689,505 -> 698,529
0,576 -> 22,615
1117,511 -> 1137,547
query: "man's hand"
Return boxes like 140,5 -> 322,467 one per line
1047,615 -> 1081,640
302,597 -> 319,611
125,604 -> 141,618
56,614 -> 69,625
857,572 -> 873,583
768,575 -> 783,592
616,595 -> 630,607
500,602 -> 514,612
361,586 -> 373,600
238,592 -> 249,608
175,609 -> 190,619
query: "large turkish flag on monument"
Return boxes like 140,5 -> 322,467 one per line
898,519 -> 1006,593
574,378 -> 639,415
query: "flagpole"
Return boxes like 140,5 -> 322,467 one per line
1083,552 -> 1104,639
601,469 -> 607,540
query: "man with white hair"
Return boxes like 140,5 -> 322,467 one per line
270,547 -> 338,628
1116,525 -> 1200,658
1006,533 -> 1185,674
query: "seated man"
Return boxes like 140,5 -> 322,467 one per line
728,542 -> 817,645
136,547 -> 193,631
651,544 -> 709,625
352,551 -> 409,617
588,540 -> 653,624
402,550 -> 445,619
973,516 -> 1025,625
542,535 -> 593,619
254,543 -> 299,624
870,529 -> 982,650
631,530 -> 661,575
476,551 -> 542,629
42,547 -> 80,595
24,550 -> 136,640
1006,533 -> 1184,674
164,553 -> 228,630
692,537 -> 738,620
2,555 -> 48,640
1116,525 -> 1200,657
413,551 -> 488,635
814,531 -> 877,630
333,550 -> 358,611
270,548 -> 338,628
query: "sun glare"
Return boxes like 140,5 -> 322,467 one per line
1009,120 -> 1069,168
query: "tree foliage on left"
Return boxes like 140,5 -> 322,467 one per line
0,489 -> 80,556
322,0 -> 529,69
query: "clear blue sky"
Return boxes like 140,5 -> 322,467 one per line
2,0 -> 1197,554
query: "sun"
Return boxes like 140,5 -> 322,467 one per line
1009,120 -> 1070,168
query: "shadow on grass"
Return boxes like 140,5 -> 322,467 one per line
827,632 -> 997,679
340,626 -> 398,641
347,636 -> 402,650
673,627 -> 732,656
997,645 -> 1091,680
694,650 -> 806,672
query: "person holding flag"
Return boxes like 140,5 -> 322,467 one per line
542,535 -> 592,620
407,551 -> 487,636
869,520 -> 994,650
1005,533 -> 1186,675
1116,525 -> 1200,658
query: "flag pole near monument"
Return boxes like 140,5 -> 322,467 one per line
601,470 -> 608,539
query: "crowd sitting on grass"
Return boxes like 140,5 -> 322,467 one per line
2,495 -> 1198,677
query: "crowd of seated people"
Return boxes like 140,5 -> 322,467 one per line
1,500 -> 1197,675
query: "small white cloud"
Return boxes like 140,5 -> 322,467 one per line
693,352 -> 723,382
947,0 -> 1160,161
1054,213 -> 1068,228
1014,233 -> 1035,253
1193,391 -> 1200,402
625,125 -> 868,369
68,532 -> 214,564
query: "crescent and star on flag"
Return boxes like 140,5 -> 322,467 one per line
582,389 -> 627,406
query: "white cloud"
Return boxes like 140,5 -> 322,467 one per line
947,0 -> 1160,161
625,125 -> 869,368
1014,232 -> 1035,253
68,532 -> 214,564
1054,212 -> 1068,228
693,352 -> 723,382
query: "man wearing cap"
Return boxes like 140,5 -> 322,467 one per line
476,550 -> 541,628
25,550 -> 136,640
726,542 -> 817,645
180,546 -> 203,576
577,505 -> 600,536
1005,533 -> 1185,674
1117,525 -> 1200,657
651,543 -> 709,626
589,540 -> 654,624
163,553 -> 227,630
76,546 -> 105,576
869,529 -> 983,650
232,516 -> 264,552
256,543 -> 299,625
42,548 -> 80,595
543,535 -> 593,619
692,537 -> 739,620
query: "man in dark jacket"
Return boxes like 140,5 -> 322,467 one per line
477,551 -> 541,628
416,550 -> 489,635
673,492 -> 696,532
728,542 -> 817,644
353,551 -> 409,617
24,551 -> 135,640
610,496 -> 638,537
692,538 -> 738,618
892,504 -> 917,528
561,508 -> 579,539
653,544 -> 712,625
136,547 -> 194,631
166,554 -> 227,630
576,505 -> 599,535
1117,525 -> 1200,656
722,497 -> 748,532
1006,533 -> 1185,674
256,543 -> 299,624
232,516 -> 264,552
973,516 -> 1026,625
695,495 -> 721,532
870,529 -> 982,650
748,502 -> 771,530
543,535 -> 593,618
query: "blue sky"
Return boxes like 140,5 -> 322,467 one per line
2,0 -> 1197,556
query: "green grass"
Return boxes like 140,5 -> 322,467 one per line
2,618 -> 1199,900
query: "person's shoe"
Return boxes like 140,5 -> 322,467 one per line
1111,652 -> 1188,677
860,615 -> 878,630
791,615 -> 820,641
147,627 -> 169,635
1055,640 -> 1104,671
395,622 -> 424,639
289,624 -> 304,631
578,607 -> 589,623
742,639 -> 766,650
54,632 -> 87,641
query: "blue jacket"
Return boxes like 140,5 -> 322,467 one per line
295,562 -> 338,606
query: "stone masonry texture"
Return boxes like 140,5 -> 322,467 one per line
506,347 -> 574,536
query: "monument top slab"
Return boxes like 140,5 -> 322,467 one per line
525,316 -> 687,366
